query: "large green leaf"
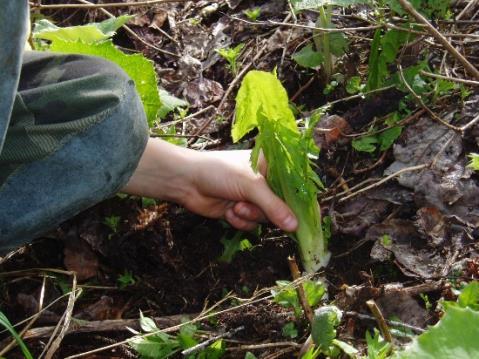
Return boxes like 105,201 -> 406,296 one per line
50,39 -> 161,125
395,306 -> 479,359
311,306 -> 342,352
33,16 -> 131,43
292,43 -> 324,68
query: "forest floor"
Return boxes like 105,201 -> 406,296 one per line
1,0 -> 479,358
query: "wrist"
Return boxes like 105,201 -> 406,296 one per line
122,138 -> 199,203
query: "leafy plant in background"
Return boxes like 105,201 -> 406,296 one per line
291,0 -> 369,82
233,70 -> 330,272
216,43 -> 245,76
33,17 -> 187,126
103,215 -> 121,233
0,311 -> 33,359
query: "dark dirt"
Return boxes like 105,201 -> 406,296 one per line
2,0 -> 479,358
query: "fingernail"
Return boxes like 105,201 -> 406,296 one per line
283,215 -> 298,232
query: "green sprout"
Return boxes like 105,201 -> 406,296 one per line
215,43 -> 245,76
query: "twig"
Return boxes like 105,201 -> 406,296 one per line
41,272 -> 78,359
291,75 -> 317,102
227,341 -> 301,351
344,311 -> 425,334
288,257 -> 314,325
267,20 -> 381,33
366,299 -> 393,343
397,0 -> 479,80
420,70 -> 479,86
181,326 -> 244,355
30,0 -> 188,9
158,105 -> 215,128
338,164 -> 427,203
457,0 -> 479,20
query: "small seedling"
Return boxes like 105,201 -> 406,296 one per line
282,322 -> 298,339
216,43 -> 245,76
103,215 -> 121,233
117,270 -> 136,289
218,231 -> 253,263
243,7 -> 261,21
272,280 -> 325,318
467,153 -> 479,171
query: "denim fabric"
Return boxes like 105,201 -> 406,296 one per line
0,0 -> 28,153
0,53 -> 149,253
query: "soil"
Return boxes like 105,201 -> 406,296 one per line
2,0 -> 479,358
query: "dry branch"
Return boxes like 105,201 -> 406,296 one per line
397,0 -> 479,80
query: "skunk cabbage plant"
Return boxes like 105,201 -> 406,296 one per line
232,70 -> 330,272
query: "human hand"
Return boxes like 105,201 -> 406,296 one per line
122,138 -> 298,232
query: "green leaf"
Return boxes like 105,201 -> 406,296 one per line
282,322 -> 299,339
378,126 -> 402,151
301,347 -> 321,359
158,89 -> 188,120
457,281 -> 479,311
140,311 -> 159,332
467,153 -> 479,171
129,334 -> 179,359
332,339 -> 359,357
218,232 -> 252,263
0,312 -> 33,359
329,32 -> 349,57
33,16 -> 131,43
197,339 -> 226,359
272,280 -> 325,317
50,39 -> 161,125
346,76 -> 364,94
352,136 -> 378,153
395,306 -> 479,359
311,305 -> 342,352
366,329 -> 392,359
245,352 -> 257,359
178,323 -> 198,349
292,44 -> 324,68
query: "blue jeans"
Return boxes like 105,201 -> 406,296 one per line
0,52 -> 149,253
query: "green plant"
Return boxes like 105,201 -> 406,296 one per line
282,322 -> 299,338
233,70 -> 330,272
103,215 -> 121,233
291,0 -> 368,81
129,312 -> 226,358
243,7 -> 261,21
216,43 -> 245,76
0,311 -> 33,359
467,153 -> 479,171
272,280 -> 325,317
365,329 -> 392,359
311,306 -> 358,358
118,270 -> 136,289
218,231 -> 253,263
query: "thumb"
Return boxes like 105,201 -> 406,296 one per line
246,178 -> 298,232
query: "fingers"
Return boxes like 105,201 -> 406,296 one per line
233,202 -> 266,223
245,178 -> 298,232
225,208 -> 259,231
